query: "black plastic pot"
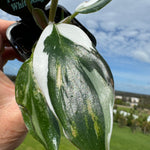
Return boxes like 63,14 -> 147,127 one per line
6,5 -> 97,60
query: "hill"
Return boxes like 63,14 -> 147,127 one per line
115,90 -> 150,99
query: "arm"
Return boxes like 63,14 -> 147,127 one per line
0,19 -> 27,150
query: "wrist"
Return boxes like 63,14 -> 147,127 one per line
0,99 -> 27,150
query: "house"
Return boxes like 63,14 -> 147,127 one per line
130,97 -> 140,107
131,97 -> 140,103
115,95 -> 123,100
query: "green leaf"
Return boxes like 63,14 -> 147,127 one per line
15,55 -> 60,150
75,0 -> 111,14
33,23 -> 114,150
25,0 -> 48,29
32,8 -> 48,30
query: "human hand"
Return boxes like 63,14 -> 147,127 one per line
0,19 -> 22,70
0,19 -> 27,150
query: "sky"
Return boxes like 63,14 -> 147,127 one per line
0,0 -> 150,95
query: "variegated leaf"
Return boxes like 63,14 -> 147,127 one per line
75,0 -> 111,14
32,23 -> 115,150
15,55 -> 60,150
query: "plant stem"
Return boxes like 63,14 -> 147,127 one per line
70,12 -> 79,21
62,11 -> 79,24
49,0 -> 59,22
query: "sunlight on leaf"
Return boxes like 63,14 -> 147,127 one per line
75,0 -> 111,14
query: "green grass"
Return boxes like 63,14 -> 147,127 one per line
16,133 -> 78,150
16,123 -> 150,150
111,124 -> 150,150
117,106 -> 132,112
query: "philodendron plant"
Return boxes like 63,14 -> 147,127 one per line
15,0 -> 115,150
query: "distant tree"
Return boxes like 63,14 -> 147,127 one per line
138,98 -> 150,110
113,109 -> 120,123
141,121 -> 150,134
130,119 -> 140,133
113,105 -> 117,110
127,111 -> 134,127
137,115 -> 147,127
118,115 -> 127,127
115,99 -> 123,105
133,105 -> 137,110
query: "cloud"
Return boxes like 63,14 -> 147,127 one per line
132,49 -> 150,63
68,0 -> 150,64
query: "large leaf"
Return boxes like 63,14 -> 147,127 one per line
75,0 -> 111,14
15,55 -> 60,150
32,23 -> 115,150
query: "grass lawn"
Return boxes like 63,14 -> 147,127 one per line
111,124 -> 150,150
16,123 -> 150,150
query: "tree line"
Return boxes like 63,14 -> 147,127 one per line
113,109 -> 150,134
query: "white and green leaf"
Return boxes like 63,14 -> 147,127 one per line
15,54 -> 60,150
75,0 -> 111,14
32,23 -> 114,150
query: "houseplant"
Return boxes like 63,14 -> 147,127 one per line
15,0 -> 115,149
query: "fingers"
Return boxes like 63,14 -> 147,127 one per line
2,47 -> 21,61
0,19 -> 15,42
0,47 -> 23,70
0,20 -> 23,70
0,34 -> 23,71
0,19 -> 15,48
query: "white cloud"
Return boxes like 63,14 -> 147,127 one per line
65,0 -> 150,64
120,29 -> 139,38
132,48 -> 150,63
100,21 -> 118,32
85,19 -> 99,30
